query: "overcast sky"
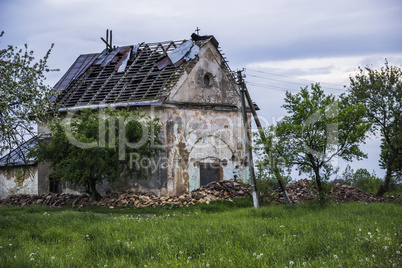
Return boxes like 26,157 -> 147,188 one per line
1,0 -> 401,179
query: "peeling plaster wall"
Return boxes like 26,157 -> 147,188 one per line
0,166 -> 38,199
164,108 -> 248,196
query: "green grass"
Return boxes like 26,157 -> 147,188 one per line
0,200 -> 401,267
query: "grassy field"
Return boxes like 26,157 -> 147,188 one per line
0,200 -> 401,267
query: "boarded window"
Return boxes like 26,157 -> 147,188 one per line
200,163 -> 221,187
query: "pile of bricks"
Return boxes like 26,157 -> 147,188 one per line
0,179 -> 250,208
0,179 -> 398,208
275,179 -> 396,204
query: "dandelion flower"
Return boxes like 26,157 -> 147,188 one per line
51,256 -> 55,260
30,258 -> 34,261
368,232 -> 371,235
9,244 -> 12,246
396,251 -> 400,255
289,260 -> 294,265
333,255 -> 338,259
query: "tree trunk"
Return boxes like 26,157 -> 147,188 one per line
376,149 -> 398,197
89,179 -> 102,201
313,167 -> 325,202
376,167 -> 391,197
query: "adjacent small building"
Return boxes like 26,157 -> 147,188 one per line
0,33 -> 254,198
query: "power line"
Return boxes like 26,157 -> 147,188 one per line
246,75 -> 346,94
247,68 -> 347,90
246,81 -> 297,92
246,80 -> 344,95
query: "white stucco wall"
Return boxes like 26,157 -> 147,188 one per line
0,166 -> 38,199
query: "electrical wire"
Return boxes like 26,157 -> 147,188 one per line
246,68 -> 347,92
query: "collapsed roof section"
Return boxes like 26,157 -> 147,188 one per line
54,35 -> 221,109
0,137 -> 39,166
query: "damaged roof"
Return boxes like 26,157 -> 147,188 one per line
54,35 -> 220,109
0,136 -> 39,166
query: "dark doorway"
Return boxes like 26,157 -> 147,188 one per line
49,177 -> 61,194
200,163 -> 221,187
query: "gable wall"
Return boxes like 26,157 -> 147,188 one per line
167,42 -> 240,106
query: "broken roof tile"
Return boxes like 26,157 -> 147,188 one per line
54,39 -> 204,108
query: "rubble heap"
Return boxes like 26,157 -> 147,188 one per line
0,180 -> 250,208
329,184 -> 395,203
0,179 -> 398,208
275,179 -> 318,204
275,179 -> 396,204
0,193 -> 79,207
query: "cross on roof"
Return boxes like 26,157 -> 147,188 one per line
195,27 -> 201,35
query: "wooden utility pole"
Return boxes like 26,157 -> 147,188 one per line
238,71 -> 259,208
237,70 -> 291,204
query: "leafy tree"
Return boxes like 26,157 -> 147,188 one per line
0,31 -> 57,162
341,164 -> 354,185
348,61 -> 402,196
31,108 -> 162,200
380,138 -> 402,192
352,168 -> 384,194
255,155 -> 292,189
255,84 -> 371,201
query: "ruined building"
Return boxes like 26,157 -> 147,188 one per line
0,33 -> 254,198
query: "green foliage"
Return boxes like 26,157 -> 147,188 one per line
255,157 -> 292,205
380,138 -> 402,187
0,203 -> 400,267
352,168 -> 384,194
341,164 -> 354,185
0,31 -> 58,161
255,84 -> 371,201
340,165 -> 399,195
30,108 -> 162,199
348,60 -> 402,196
